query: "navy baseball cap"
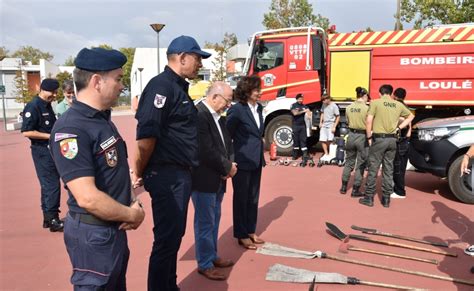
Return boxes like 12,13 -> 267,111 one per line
166,35 -> 211,59
40,78 -> 59,91
74,47 -> 127,72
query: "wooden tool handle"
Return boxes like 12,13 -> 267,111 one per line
349,246 -> 439,265
359,280 -> 426,290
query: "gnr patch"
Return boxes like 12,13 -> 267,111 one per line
60,138 -> 78,159
154,94 -> 167,108
105,147 -> 118,167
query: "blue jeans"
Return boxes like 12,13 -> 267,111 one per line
191,186 -> 224,270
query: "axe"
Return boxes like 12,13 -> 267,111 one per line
351,225 -> 448,247
338,241 -> 439,265
326,222 -> 457,257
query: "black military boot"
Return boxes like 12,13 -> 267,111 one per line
292,149 -> 299,160
351,185 -> 364,197
44,213 -> 64,232
359,196 -> 374,207
339,182 -> 348,194
381,196 -> 390,208
301,150 -> 309,167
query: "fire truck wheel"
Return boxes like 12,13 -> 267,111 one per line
448,155 -> 474,204
264,115 -> 293,156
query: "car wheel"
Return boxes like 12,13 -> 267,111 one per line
447,155 -> 473,204
264,115 -> 293,156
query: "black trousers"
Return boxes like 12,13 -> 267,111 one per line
30,144 -> 61,219
393,139 -> 410,196
144,165 -> 191,291
232,167 -> 262,239
292,125 -> 307,150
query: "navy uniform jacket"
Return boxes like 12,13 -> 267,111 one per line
226,102 -> 265,171
290,102 -> 308,127
135,66 -> 198,169
192,101 -> 234,193
21,96 -> 56,145
49,101 -> 131,214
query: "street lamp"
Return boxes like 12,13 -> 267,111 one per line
150,23 -> 165,74
138,67 -> 144,95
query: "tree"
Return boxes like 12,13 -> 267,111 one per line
0,46 -> 9,58
55,71 -> 73,102
63,56 -> 75,66
93,44 -> 113,50
262,0 -> 331,30
11,46 -> 53,65
14,70 -> 34,104
205,33 -> 238,82
400,0 -> 474,29
119,47 -> 135,90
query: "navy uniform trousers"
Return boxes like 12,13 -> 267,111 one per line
144,165 -> 192,291
31,144 -> 61,219
64,213 -> 129,291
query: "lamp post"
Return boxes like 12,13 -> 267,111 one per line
0,55 -> 6,131
150,23 -> 165,74
138,67 -> 144,95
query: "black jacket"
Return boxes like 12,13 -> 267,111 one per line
192,101 -> 234,193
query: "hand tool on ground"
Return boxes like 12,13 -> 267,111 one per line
351,225 -> 448,247
308,276 -> 316,291
258,243 -> 474,286
266,263 -> 424,290
338,242 -> 439,265
326,222 -> 457,257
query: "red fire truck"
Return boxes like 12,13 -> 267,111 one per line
242,25 -> 474,154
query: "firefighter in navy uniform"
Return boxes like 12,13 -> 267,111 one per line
339,87 -> 369,196
50,47 -> 145,290
133,35 -> 211,291
290,94 -> 310,163
21,78 -> 63,232
359,84 -> 414,208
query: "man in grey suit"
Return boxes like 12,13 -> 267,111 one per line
192,82 -> 237,280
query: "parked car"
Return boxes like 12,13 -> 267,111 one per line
409,116 -> 474,204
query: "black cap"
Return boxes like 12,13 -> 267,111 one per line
40,78 -> 59,92
74,47 -> 127,72
166,35 -> 211,59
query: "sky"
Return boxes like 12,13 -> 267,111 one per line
1,0 -> 400,65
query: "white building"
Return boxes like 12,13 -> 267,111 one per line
0,58 -> 73,118
130,48 -> 216,102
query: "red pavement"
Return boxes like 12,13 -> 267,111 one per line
1,115 -> 473,291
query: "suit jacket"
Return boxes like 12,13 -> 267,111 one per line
192,101 -> 234,193
226,102 -> 265,171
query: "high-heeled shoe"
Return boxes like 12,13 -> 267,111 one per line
238,238 -> 257,250
249,234 -> 265,244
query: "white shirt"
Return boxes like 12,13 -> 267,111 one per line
248,102 -> 260,129
203,100 -> 225,148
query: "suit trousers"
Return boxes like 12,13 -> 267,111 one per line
393,139 -> 410,196
232,167 -> 262,239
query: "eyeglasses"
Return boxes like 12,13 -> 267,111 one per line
216,94 -> 232,105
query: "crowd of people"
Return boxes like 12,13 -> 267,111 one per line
19,33 -> 473,290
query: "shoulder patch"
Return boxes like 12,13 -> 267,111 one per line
60,138 -> 78,159
25,112 -> 31,118
105,147 -> 118,167
55,133 -> 78,142
154,94 -> 167,108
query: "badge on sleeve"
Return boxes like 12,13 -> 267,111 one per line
154,94 -> 167,108
60,138 -> 78,159
105,147 -> 118,167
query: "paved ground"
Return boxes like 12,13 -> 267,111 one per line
1,115 -> 473,290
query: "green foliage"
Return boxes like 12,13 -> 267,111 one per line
119,47 -> 135,90
55,71 -> 73,102
0,46 -> 9,59
400,0 -> 474,29
63,56 -> 75,66
262,0 -> 331,30
14,70 -> 34,104
93,44 -> 113,50
11,46 -> 53,65
206,33 -> 238,82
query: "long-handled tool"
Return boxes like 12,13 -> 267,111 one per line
338,242 -> 439,265
327,222 -> 457,257
351,225 -> 449,247
257,243 -> 474,286
266,263 -> 424,290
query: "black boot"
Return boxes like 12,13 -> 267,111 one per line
292,149 -> 299,160
339,182 -> 348,194
351,185 -> 364,197
359,196 -> 374,207
381,196 -> 390,208
44,213 -> 64,232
